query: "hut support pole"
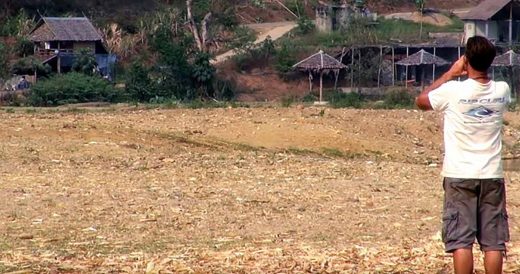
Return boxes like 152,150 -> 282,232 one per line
319,70 -> 324,102
358,48 -> 361,91
510,3 -> 513,46
308,71 -> 313,93
377,46 -> 382,88
57,43 -> 61,74
392,47 -> 395,86
334,70 -> 340,90
351,47 -> 354,89
433,47 -> 437,81
405,66 -> 408,88
405,47 -> 409,87
421,68 -> 425,91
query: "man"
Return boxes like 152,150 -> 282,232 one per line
416,36 -> 511,274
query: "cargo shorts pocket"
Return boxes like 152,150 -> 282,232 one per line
498,211 -> 510,243
442,210 -> 458,243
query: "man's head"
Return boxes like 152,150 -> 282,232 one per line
465,36 -> 496,72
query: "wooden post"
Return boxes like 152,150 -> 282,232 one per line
405,47 -> 409,87
57,42 -> 61,74
319,70 -> 324,102
510,3 -> 513,46
392,47 -> 395,86
377,46 -> 383,88
351,47 -> 354,89
308,71 -> 313,93
433,47 -> 437,81
358,48 -> 361,91
405,65 -> 408,88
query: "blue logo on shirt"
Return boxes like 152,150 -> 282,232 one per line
463,106 -> 497,119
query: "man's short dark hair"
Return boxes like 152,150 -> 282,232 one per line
465,36 -> 496,72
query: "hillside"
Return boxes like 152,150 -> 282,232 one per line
2,0 -> 483,26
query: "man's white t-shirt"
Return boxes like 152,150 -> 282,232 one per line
428,79 -> 511,179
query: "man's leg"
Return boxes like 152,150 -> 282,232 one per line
478,179 -> 509,274
484,251 -> 503,274
453,248 -> 473,274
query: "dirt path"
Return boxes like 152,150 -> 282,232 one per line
212,21 -> 296,64
384,8 -> 470,26
0,107 -> 518,273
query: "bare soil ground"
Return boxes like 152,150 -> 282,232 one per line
0,106 -> 519,273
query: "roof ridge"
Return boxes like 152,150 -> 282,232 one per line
41,17 -> 58,41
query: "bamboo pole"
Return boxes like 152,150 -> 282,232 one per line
510,2 -> 513,46
392,47 -> 395,86
351,47 -> 354,89
378,46 -> 382,88
308,71 -> 313,93
405,46 -> 409,87
319,70 -> 324,102
433,47 -> 437,81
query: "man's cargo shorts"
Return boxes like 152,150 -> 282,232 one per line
442,178 -> 509,253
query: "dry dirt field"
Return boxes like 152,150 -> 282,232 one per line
0,106 -> 519,273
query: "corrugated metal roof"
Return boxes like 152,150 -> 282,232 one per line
29,17 -> 102,42
460,0 -> 512,20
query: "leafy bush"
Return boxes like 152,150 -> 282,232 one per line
383,89 -> 415,108
191,51 -> 216,97
296,17 -> 315,34
72,49 -> 98,75
275,40 -> 298,75
29,73 -> 119,106
125,61 -> 157,102
329,91 -> 363,108
11,56 -> 52,78
15,38 -> 34,57
0,43 -> 9,79
212,78 -> 236,101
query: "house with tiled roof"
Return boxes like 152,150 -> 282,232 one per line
28,17 -> 115,77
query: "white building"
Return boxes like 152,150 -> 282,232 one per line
461,0 -> 520,45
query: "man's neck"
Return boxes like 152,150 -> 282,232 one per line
467,70 -> 490,84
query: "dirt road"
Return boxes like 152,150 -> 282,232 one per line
213,21 -> 296,64
0,107 -> 519,273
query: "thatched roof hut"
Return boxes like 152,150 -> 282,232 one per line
397,49 -> 449,88
396,49 -> 449,66
492,50 -> 520,66
293,50 -> 347,103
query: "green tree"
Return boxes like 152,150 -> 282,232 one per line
125,61 -> 156,102
11,56 -> 52,78
191,51 -> 215,97
275,40 -> 298,74
72,49 -> 98,75
0,43 -> 9,79
152,26 -> 195,100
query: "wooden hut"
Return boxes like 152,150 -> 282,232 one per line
28,17 -> 111,75
492,50 -> 520,98
396,49 -> 449,88
293,50 -> 347,103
